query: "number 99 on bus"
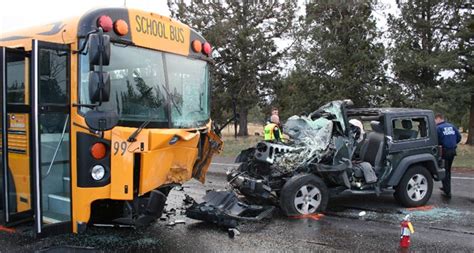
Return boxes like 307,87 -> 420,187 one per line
113,141 -> 127,156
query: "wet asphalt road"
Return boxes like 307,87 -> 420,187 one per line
0,157 -> 473,252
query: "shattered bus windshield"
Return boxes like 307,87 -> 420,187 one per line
79,43 -> 210,128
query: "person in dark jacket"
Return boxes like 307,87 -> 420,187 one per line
435,113 -> 462,198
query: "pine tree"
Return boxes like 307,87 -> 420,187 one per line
388,0 -> 464,105
389,0 -> 472,144
168,0 -> 296,136
121,73 -> 163,116
456,4 -> 474,144
276,0 -> 388,114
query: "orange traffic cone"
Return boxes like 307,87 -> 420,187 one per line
400,214 -> 415,249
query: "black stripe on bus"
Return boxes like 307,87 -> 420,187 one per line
8,148 -> 26,154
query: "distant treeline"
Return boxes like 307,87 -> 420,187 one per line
169,0 -> 473,144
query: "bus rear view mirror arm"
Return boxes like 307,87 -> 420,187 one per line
73,27 -> 112,57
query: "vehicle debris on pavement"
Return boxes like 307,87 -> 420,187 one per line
185,190 -> 274,228
174,220 -> 186,224
227,228 -> 240,239
183,194 -> 195,205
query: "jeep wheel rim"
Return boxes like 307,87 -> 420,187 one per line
294,184 -> 321,214
406,174 -> 428,202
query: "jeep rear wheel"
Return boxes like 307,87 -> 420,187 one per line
395,166 -> 433,207
280,174 -> 328,216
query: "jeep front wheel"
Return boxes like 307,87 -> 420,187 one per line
395,166 -> 433,207
279,174 -> 328,216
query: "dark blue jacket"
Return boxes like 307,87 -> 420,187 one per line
436,121 -> 461,150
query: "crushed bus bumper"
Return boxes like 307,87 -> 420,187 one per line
76,124 -> 223,231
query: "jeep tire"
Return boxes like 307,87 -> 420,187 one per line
280,174 -> 328,216
395,165 -> 433,207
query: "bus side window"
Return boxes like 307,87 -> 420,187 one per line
39,50 -> 68,104
6,54 -> 26,104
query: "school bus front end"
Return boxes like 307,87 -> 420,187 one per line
0,8 -> 222,235
74,124 -> 222,232
73,8 -> 223,232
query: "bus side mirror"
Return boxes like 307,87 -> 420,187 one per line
88,33 -> 111,66
85,110 -> 119,131
89,71 -> 111,103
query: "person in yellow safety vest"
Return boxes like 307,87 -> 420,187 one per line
264,115 -> 283,142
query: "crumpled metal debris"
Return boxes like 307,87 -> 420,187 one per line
165,208 -> 176,216
185,190 -> 274,228
267,100 -> 350,170
183,194 -> 195,205
174,219 -> 186,224
272,115 -> 333,169
228,228 -> 240,239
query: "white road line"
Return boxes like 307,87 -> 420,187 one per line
211,163 -> 239,167
452,176 -> 474,180
211,163 -> 474,180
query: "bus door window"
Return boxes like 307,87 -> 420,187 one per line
7,57 -> 26,104
37,47 -> 71,224
4,51 -> 31,218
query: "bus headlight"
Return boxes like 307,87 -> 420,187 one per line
91,165 -> 106,181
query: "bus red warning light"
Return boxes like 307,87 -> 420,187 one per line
90,142 -> 107,160
202,42 -> 211,55
97,15 -> 113,32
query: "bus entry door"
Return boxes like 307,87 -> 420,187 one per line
31,40 -> 71,235
1,47 -> 34,226
1,41 -> 71,236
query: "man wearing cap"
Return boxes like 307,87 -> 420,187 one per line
435,113 -> 462,198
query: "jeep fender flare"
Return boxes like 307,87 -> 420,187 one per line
387,154 -> 443,186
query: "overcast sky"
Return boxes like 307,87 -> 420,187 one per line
1,0 -> 399,35
0,0 -> 171,34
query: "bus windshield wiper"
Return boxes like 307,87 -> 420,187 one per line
161,84 -> 182,116
127,120 -> 151,142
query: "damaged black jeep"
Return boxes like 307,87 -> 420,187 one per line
228,100 -> 445,216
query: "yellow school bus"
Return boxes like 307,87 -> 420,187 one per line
0,7 -> 222,235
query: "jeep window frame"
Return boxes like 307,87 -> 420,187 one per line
390,116 -> 430,143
